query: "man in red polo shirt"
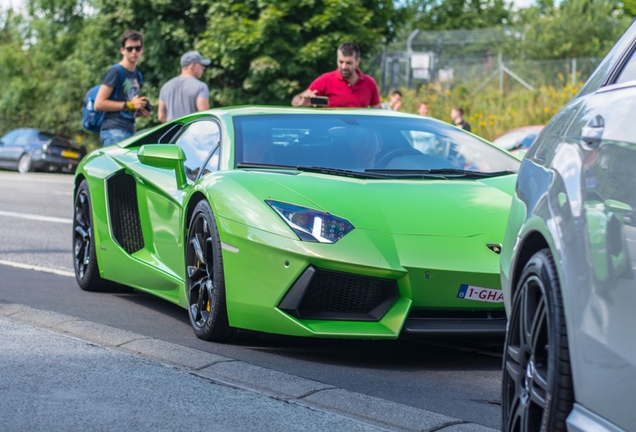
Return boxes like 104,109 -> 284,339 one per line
291,42 -> 381,108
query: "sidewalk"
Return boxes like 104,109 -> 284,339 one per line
0,303 -> 497,432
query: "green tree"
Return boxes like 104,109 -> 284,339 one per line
0,1 -> 85,137
509,0 -> 631,59
197,0 -> 402,106
402,0 -> 511,31
78,0 -> 210,90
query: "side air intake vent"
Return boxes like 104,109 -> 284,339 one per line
278,266 -> 397,321
107,172 -> 144,254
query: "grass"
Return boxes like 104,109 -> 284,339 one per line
395,77 -> 584,141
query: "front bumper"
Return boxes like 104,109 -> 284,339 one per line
218,216 -> 504,339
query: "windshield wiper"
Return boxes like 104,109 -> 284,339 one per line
237,162 -> 296,170
296,166 -> 390,179
365,169 -> 516,178
427,169 -> 516,178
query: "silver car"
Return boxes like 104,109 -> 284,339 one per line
500,22 -> 636,432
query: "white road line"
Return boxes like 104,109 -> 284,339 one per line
0,259 -> 74,277
0,210 -> 72,224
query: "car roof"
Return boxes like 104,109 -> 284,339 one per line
189,105 -> 429,120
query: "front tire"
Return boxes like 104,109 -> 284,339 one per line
185,200 -> 234,342
73,180 -> 112,291
502,248 -> 574,431
18,153 -> 32,174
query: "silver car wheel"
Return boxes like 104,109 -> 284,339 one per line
18,153 -> 32,174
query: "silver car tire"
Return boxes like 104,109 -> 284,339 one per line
17,153 -> 32,174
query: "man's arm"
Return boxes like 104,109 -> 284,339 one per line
158,100 -> 168,123
95,84 -> 147,112
196,97 -> 210,112
291,89 -> 317,107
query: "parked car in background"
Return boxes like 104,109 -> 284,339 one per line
500,21 -> 636,432
493,125 -> 544,156
0,128 -> 85,174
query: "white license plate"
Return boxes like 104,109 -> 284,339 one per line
457,284 -> 504,303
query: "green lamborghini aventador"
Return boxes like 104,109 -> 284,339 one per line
72,107 -> 520,342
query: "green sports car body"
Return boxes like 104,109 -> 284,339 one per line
73,107 -> 520,341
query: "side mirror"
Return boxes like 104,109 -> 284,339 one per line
605,199 -> 633,214
138,144 -> 187,189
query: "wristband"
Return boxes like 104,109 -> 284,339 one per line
125,100 -> 135,112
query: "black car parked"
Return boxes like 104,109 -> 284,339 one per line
0,128 -> 86,174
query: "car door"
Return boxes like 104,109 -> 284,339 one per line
561,45 -> 636,429
126,118 -> 221,289
8,129 -> 34,165
0,129 -> 22,167
0,129 -> 30,167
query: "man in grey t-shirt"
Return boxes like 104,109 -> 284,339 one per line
158,51 -> 210,122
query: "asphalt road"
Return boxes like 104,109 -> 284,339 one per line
0,171 -> 505,430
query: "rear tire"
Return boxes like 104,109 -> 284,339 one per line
185,200 -> 234,342
73,180 -> 113,291
18,153 -> 32,174
502,248 -> 574,431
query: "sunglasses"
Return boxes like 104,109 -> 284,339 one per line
124,45 -> 143,52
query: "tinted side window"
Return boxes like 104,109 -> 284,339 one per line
615,47 -> 636,85
14,130 -> 34,146
174,120 -> 221,181
0,129 -> 22,144
578,22 -> 636,96
136,122 -> 184,145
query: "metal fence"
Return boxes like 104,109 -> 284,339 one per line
369,52 -> 601,95
366,28 -> 601,95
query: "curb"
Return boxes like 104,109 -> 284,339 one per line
0,303 -> 498,432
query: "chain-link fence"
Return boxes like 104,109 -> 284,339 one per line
366,27 -> 601,96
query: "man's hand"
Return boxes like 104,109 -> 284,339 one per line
131,95 -> 148,110
291,89 -> 317,107
138,107 -> 150,119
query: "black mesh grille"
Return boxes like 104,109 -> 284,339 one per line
297,269 -> 397,321
107,172 -> 144,254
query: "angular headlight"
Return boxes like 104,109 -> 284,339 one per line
266,200 -> 354,243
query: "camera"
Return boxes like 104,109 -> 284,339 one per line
144,100 -> 154,112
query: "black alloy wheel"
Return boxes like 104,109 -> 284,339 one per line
73,180 -> 112,291
185,200 -> 233,342
502,248 -> 574,432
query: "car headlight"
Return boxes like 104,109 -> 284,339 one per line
265,200 -> 354,243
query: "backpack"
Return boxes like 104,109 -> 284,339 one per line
82,64 -> 143,133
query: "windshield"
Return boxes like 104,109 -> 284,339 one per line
233,114 -> 520,174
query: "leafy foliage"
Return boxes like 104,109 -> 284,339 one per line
402,0 -> 511,31
197,0 -> 402,105
506,0 -> 631,60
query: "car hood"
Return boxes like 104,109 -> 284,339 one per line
239,170 -> 516,237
